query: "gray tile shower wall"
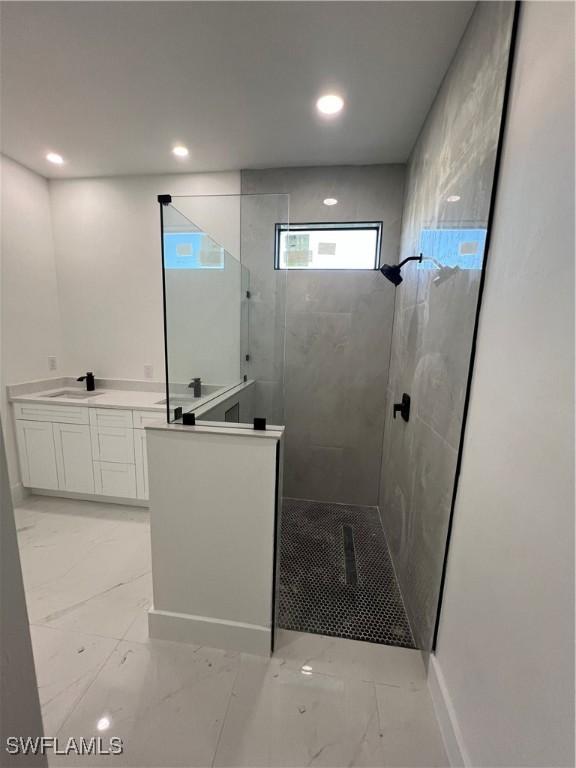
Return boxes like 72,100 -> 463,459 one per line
378,1 -> 516,650
241,166 -> 405,505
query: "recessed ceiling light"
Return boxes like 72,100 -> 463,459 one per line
323,198 -> 338,206
172,145 -> 189,158
316,94 -> 344,116
46,152 -> 64,165
447,195 -> 461,202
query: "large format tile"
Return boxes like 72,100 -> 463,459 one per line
34,571 -> 152,641
214,654 -> 384,767
16,502 -> 129,589
378,0 -> 516,659
30,624 -> 118,735
16,498 -> 151,641
375,682 -> 448,767
16,496 -> 450,768
23,519 -> 150,633
55,640 -> 240,767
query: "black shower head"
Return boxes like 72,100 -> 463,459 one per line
379,263 -> 403,285
379,254 -> 423,286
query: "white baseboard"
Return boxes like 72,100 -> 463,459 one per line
428,654 -> 470,767
11,482 -> 28,506
30,488 -> 149,508
148,607 -> 271,656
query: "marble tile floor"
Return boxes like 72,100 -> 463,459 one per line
15,495 -> 448,767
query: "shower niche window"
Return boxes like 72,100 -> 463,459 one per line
275,221 -> 382,270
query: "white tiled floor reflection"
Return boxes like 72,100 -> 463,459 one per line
16,495 -> 448,767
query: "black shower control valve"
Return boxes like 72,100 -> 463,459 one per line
393,393 -> 411,423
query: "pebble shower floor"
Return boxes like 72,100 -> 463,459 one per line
278,498 -> 415,648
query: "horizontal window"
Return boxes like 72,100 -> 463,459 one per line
275,222 -> 382,270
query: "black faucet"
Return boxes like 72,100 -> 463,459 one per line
188,377 -> 202,398
77,372 -> 95,391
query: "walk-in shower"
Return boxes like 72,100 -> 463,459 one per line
158,0 -> 517,655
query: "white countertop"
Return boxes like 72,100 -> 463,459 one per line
8,379 -> 256,419
8,386 -> 232,415
10,387 -> 169,411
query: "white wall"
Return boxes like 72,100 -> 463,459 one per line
0,155 -> 64,493
432,3 -> 574,766
0,417 -> 46,763
49,171 -> 240,382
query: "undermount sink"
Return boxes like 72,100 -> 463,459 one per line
47,389 -> 104,399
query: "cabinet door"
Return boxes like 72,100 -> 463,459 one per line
90,426 -> 135,463
53,423 -> 94,494
134,429 -> 149,500
93,461 -> 137,498
15,420 -> 59,489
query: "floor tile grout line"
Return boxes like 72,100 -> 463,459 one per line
30,620 -> 129,645
210,660 -> 242,767
52,633 -> 123,739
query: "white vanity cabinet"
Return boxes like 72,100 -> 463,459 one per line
133,410 -> 159,501
15,420 -> 60,490
53,422 -> 95,493
14,401 -> 155,503
90,409 -> 137,498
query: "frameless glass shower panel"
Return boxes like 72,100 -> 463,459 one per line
160,197 -> 245,422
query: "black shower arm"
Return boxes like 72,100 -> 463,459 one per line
397,254 -> 423,269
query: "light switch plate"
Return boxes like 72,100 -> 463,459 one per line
48,356 -> 57,371
144,364 -> 154,379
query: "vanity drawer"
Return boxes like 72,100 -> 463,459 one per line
90,425 -> 135,463
89,408 -> 133,429
132,410 -> 164,429
13,402 -> 89,425
93,461 -> 136,499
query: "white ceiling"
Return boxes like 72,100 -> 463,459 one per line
1,1 -> 475,179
